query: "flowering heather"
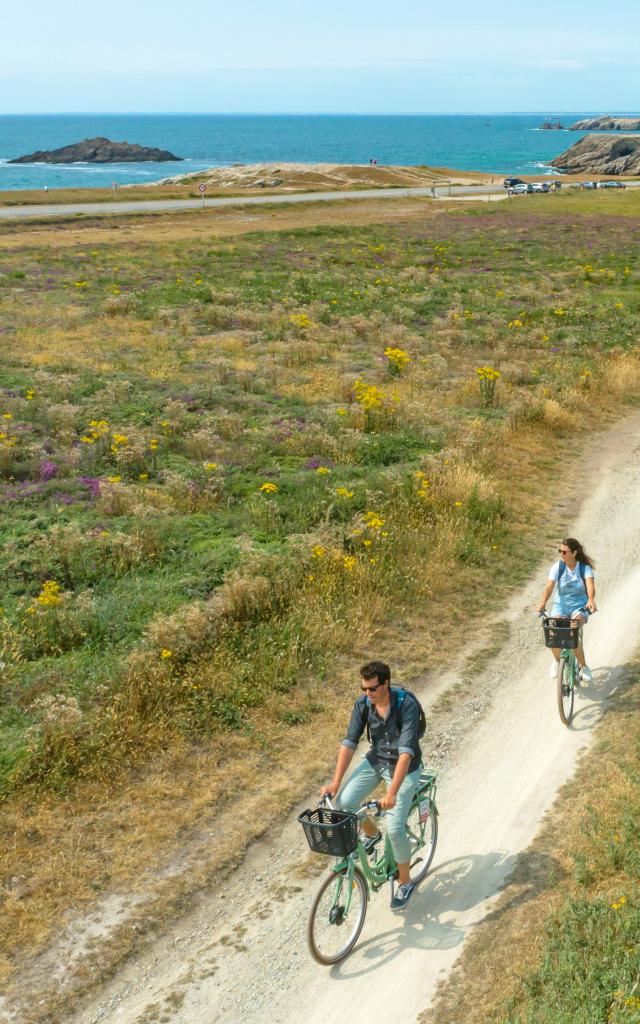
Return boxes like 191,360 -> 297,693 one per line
79,476 -> 101,498
40,459 -> 58,481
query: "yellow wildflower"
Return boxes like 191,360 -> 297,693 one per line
160,649 -> 173,659
384,347 -> 411,374
259,482 -> 278,494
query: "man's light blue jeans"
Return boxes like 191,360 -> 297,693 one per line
335,758 -> 422,864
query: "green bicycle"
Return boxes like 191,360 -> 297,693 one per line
540,611 -> 584,725
298,768 -> 438,964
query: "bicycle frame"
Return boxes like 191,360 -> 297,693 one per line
326,771 -> 438,916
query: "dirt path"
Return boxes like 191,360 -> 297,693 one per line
47,414 -> 640,1023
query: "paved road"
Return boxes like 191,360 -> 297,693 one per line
1,181 -> 638,222
0,184 -> 502,221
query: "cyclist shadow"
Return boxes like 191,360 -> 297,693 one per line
331,848 -> 563,979
570,665 -> 632,731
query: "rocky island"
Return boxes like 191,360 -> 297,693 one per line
9,137 -> 182,164
550,134 -> 640,175
569,115 -> 640,132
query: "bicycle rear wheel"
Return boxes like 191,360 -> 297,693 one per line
557,657 -> 575,726
405,797 -> 438,884
307,866 -> 368,965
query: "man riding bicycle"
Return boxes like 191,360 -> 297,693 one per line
321,661 -> 424,908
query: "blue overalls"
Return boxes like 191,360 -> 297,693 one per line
552,562 -> 590,618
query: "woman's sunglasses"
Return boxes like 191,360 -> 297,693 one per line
558,548 -> 571,555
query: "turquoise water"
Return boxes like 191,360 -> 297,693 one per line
0,113 -> 609,192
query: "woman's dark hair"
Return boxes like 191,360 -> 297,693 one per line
360,661 -> 391,686
563,537 -> 595,568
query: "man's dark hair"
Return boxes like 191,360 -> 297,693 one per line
360,661 -> 391,686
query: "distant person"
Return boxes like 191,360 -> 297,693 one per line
43,185 -> 48,192
537,538 -> 597,682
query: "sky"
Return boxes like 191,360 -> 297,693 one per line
2,0 -> 639,113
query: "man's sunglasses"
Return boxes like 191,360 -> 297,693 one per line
360,681 -> 385,693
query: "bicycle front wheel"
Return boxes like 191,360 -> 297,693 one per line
557,657 -> 574,726
307,866 -> 368,965
405,798 -> 438,884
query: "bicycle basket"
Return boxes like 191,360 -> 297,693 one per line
543,616 -> 580,650
298,807 -> 359,857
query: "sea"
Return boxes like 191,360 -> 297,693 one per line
0,113 -> 620,192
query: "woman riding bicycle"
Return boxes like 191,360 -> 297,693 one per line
537,537 -> 597,682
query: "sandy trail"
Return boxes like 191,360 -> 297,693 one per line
69,413 -> 640,1024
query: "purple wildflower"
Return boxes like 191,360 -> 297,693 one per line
40,459 -> 58,481
79,476 -> 101,498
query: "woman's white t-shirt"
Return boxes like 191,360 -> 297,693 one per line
548,561 -> 595,583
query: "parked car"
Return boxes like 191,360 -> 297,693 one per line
596,180 -> 626,189
503,177 -> 525,189
581,181 -> 597,189
508,183 -> 530,195
530,182 -> 551,193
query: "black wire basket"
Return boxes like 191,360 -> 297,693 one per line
298,807 -> 359,857
542,616 -> 581,650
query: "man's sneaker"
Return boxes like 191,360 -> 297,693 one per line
580,665 -> 593,684
391,881 -> 415,909
550,660 -> 559,678
362,830 -> 381,855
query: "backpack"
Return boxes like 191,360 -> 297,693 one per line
557,561 -> 586,582
365,686 -> 426,743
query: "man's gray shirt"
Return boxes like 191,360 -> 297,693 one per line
341,688 -> 422,773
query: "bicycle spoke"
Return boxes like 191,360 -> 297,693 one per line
307,867 -> 368,965
557,657 -> 575,726
405,798 -> 438,884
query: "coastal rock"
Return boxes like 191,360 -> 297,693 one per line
568,115 -> 640,131
550,134 -> 640,175
9,137 -> 182,164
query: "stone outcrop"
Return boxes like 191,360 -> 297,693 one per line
9,137 -> 182,164
568,116 -> 640,131
550,134 -> 640,175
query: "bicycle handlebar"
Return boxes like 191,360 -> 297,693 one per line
318,795 -> 382,817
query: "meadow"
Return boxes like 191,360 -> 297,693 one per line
1,190 -> 640,1009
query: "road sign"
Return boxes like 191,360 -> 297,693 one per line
198,183 -> 207,193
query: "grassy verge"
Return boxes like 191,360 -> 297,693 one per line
420,663 -> 640,1024
0,190 -> 639,998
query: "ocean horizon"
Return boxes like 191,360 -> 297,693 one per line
0,112 -> 630,192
